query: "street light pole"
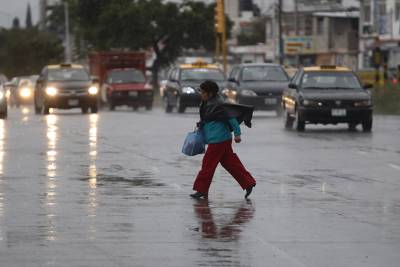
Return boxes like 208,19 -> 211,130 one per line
278,0 -> 284,65
64,1 -> 71,62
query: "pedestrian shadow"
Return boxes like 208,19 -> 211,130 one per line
192,199 -> 255,240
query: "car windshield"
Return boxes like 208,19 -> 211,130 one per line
108,69 -> 145,83
301,72 -> 362,89
48,68 -> 90,81
180,68 -> 225,81
241,66 -> 289,82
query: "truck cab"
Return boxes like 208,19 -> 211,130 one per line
89,52 -> 153,111
101,68 -> 153,110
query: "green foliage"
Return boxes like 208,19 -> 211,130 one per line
72,0 -> 230,85
0,28 -> 64,77
237,16 -> 266,46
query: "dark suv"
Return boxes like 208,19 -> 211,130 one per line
35,64 -> 98,114
282,66 -> 373,132
163,62 -> 225,113
223,63 -> 289,115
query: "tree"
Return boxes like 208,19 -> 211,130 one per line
26,3 -> 33,28
237,16 -> 266,46
0,28 -> 64,77
12,17 -> 20,29
74,0 -> 231,87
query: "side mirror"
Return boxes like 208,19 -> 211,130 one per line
288,83 -> 298,89
363,83 -> 373,89
91,76 -> 100,83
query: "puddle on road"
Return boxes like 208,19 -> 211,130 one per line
80,174 -> 165,188
190,200 -> 255,240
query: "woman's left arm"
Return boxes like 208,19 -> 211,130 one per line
228,118 -> 241,137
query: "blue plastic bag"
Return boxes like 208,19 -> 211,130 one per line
182,129 -> 205,156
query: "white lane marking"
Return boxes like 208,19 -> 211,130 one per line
172,183 -> 183,191
388,164 -> 400,170
250,234 -> 308,267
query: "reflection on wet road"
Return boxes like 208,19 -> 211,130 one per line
0,108 -> 399,267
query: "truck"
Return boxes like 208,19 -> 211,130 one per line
89,51 -> 153,110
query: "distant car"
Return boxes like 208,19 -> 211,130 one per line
223,63 -> 290,116
34,63 -> 99,114
0,83 -> 8,119
163,61 -> 225,113
100,68 -> 153,111
282,65 -> 373,132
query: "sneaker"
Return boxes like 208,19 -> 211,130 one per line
190,191 -> 208,199
245,185 -> 255,199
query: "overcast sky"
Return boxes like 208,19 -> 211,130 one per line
0,0 -> 39,28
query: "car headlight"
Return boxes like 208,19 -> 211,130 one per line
302,99 -> 322,106
20,88 -> 32,98
240,89 -> 257,97
182,87 -> 196,94
46,87 -> 58,96
88,86 -> 98,95
354,100 -> 372,107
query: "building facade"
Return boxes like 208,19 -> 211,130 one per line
265,0 -> 360,69
359,0 -> 400,69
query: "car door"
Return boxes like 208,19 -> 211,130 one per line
284,70 -> 302,114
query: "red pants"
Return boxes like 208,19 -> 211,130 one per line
193,139 -> 256,194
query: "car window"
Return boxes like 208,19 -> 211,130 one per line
47,68 -> 90,81
301,72 -> 363,89
108,69 -> 145,84
241,66 -> 288,82
180,68 -> 225,82
292,70 -> 303,85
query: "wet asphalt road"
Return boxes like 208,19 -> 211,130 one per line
0,106 -> 399,267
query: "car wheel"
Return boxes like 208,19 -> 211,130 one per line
0,109 -> 7,119
294,108 -> 305,132
348,123 -> 357,132
362,117 -> 372,132
284,109 -> 294,129
34,104 -> 42,114
176,96 -> 186,113
43,105 -> 50,115
90,105 -> 98,114
109,100 -> 115,111
34,95 -> 42,114
163,96 -> 172,113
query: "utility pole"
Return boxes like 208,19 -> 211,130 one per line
278,0 -> 284,65
214,0 -> 227,75
64,1 -> 71,62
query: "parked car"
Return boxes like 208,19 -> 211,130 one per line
163,61 -> 225,113
282,65 -> 373,132
0,83 -> 8,119
222,63 -> 290,116
34,63 -> 99,114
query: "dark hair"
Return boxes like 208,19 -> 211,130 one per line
200,80 -> 219,96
